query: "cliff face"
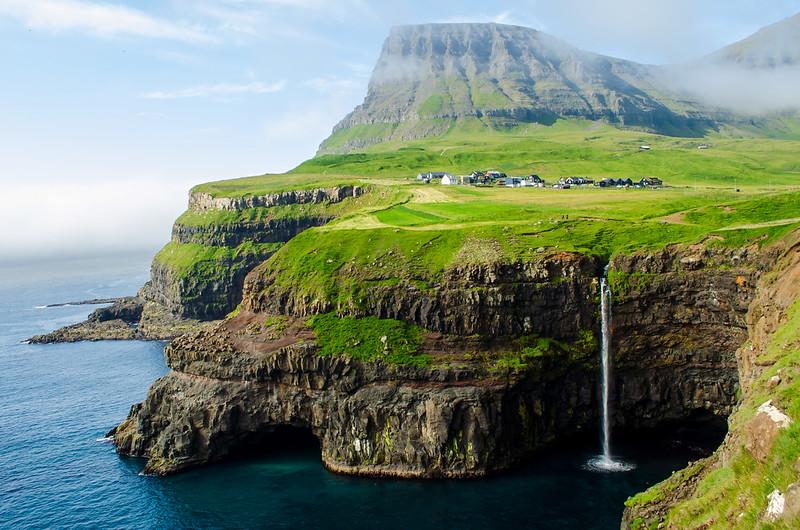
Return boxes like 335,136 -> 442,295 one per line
145,186 -> 365,321
113,322 -> 596,477
246,252 -> 601,340
112,241 -> 762,478
622,232 -> 800,529
610,245 -> 762,427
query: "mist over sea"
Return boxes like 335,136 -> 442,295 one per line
0,258 -> 723,529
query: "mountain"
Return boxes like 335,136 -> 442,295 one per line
318,16 -> 800,154
318,23 -> 712,154
708,13 -> 800,68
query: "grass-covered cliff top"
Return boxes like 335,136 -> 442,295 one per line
190,173 -> 361,198
252,185 -> 799,309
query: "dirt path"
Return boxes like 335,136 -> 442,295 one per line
412,187 -> 454,204
716,217 -> 800,231
661,211 -> 691,225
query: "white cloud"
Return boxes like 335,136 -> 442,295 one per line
303,75 -> 367,95
143,80 -> 287,99
183,0 -> 378,40
0,0 -> 212,43
439,10 -> 545,30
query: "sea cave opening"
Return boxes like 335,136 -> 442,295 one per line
226,425 -> 321,462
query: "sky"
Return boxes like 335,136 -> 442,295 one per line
0,0 -> 798,263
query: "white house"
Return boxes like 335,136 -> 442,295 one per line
440,174 -> 458,185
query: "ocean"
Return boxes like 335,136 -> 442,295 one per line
0,257 -> 723,529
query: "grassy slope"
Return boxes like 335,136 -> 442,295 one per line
299,119 -> 800,189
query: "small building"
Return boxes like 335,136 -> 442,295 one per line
698,144 -> 710,150
486,170 -> 507,180
640,177 -> 663,187
504,177 -> 523,188
640,145 -> 652,151
459,175 -> 476,185
530,175 -> 545,185
598,178 -> 616,188
440,174 -> 458,185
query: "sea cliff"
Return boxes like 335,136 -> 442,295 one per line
111,239 -> 764,478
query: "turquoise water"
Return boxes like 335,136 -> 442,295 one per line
0,258 -> 723,529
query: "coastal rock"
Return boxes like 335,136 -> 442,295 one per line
112,327 -> 596,476
745,401 -> 793,463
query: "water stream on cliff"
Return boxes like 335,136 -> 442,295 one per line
0,259 -> 725,529
585,272 -> 635,473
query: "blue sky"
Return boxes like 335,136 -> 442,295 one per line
1,0 -> 798,261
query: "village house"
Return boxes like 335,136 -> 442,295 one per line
440,174 -> 459,185
640,177 -> 663,187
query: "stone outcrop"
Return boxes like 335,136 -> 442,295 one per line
29,297 -> 217,343
112,241 -> 764,478
187,186 -> 363,212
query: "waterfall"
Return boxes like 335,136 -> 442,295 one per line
599,276 -> 612,462
585,270 -> 635,473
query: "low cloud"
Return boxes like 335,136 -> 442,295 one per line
0,0 -> 212,43
0,178 -> 193,263
303,75 -> 367,95
665,64 -> 800,115
143,80 -> 287,99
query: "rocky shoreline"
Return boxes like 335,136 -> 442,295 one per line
29,296 -> 215,343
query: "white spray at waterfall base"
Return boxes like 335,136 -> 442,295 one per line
584,273 -> 635,473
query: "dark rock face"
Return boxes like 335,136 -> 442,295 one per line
112,243 -> 765,478
172,217 -> 332,247
88,297 -> 143,324
610,246 -> 761,426
246,252 -> 601,341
